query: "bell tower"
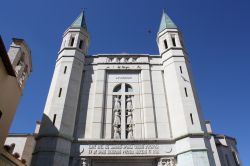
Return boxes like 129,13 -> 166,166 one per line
31,11 -> 89,166
157,10 -> 216,166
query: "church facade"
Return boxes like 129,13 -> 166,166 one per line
31,11 -> 242,166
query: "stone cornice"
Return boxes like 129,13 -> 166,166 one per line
73,132 -> 207,143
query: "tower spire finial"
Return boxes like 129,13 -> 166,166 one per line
71,11 -> 88,31
158,10 -> 177,33
163,7 -> 167,13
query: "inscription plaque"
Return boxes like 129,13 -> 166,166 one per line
108,73 -> 139,83
79,143 -> 173,157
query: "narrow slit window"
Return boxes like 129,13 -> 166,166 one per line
184,87 -> 188,97
0,110 -> 2,120
70,37 -> 75,47
58,88 -> 62,97
52,114 -> 57,125
232,151 -> 240,166
164,39 -> 168,49
64,66 -> 67,74
79,40 -> 83,49
172,36 -> 176,47
179,66 -> 183,74
190,113 -> 194,125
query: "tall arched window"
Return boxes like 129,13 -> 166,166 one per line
112,83 -> 134,139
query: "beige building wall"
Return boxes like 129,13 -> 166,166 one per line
0,59 -> 22,152
0,37 -> 32,166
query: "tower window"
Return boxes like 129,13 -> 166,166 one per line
172,36 -> 176,47
179,66 -> 183,74
79,40 -> 83,49
0,110 -> 2,120
70,37 -> 75,47
190,113 -> 194,125
52,114 -> 57,125
164,39 -> 168,49
58,88 -> 62,97
64,66 -> 67,74
184,87 -> 188,97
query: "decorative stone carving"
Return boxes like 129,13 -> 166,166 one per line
15,60 -> 25,75
15,60 -> 26,86
120,58 -> 125,63
126,110 -> 133,125
113,95 -> 121,139
126,96 -> 134,139
117,58 -> 121,63
71,157 -> 89,166
81,158 -> 89,166
112,58 -> 117,63
158,158 -> 176,166
106,57 -> 138,63
113,110 -> 121,126
126,96 -> 133,110
106,58 -> 112,63
132,58 -> 137,62
113,126 -> 121,139
113,96 -> 121,111
126,124 -> 134,139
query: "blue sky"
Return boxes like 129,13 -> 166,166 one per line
1,0 -> 249,164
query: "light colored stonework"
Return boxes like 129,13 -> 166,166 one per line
30,11 -> 242,166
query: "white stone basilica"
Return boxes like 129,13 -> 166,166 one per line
31,11 -> 242,166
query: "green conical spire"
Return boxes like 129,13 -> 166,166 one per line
71,11 -> 88,30
158,10 -> 177,33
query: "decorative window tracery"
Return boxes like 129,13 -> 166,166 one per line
112,83 -> 134,139
106,57 -> 138,63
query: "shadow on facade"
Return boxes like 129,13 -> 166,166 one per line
73,65 -> 93,139
31,114 -> 60,165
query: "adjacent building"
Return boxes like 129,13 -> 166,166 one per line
3,121 -> 40,166
30,11 -> 242,166
0,36 -> 32,165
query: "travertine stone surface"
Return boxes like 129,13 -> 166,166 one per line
31,11 -> 242,166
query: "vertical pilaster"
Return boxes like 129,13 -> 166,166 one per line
166,33 -> 173,48
91,69 -> 106,138
141,68 -> 156,138
174,33 -> 182,47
